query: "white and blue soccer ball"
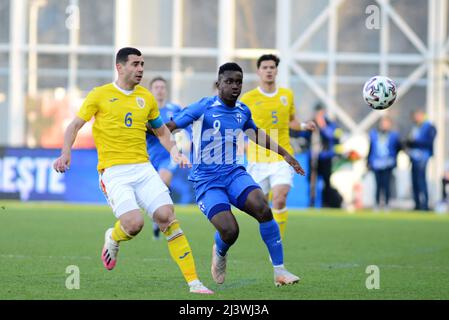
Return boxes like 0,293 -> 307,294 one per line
363,76 -> 397,110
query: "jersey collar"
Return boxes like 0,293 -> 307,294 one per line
214,96 -> 243,109
257,86 -> 278,98
113,82 -> 135,95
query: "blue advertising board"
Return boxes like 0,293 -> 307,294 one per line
0,147 -> 309,207
0,148 -> 104,203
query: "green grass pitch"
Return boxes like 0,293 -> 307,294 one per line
0,201 -> 448,300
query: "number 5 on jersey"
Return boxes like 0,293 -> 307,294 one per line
271,111 -> 278,124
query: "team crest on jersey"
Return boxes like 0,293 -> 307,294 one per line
236,113 -> 242,123
136,97 -> 145,108
280,96 -> 288,106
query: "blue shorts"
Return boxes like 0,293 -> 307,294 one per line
194,167 -> 261,220
152,156 -> 178,174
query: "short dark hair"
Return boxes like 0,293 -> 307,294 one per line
218,62 -> 243,77
116,47 -> 142,65
314,102 -> 325,112
412,108 -> 425,114
150,76 -> 167,87
257,54 -> 280,69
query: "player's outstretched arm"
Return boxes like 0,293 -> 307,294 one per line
153,123 -> 191,168
289,115 -> 316,132
247,127 -> 305,176
146,121 -> 157,136
53,117 -> 86,173
165,120 -> 178,132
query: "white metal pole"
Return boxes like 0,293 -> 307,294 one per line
171,0 -> 183,104
379,0 -> 389,77
276,0 -> 291,88
376,0 -> 427,55
218,0 -> 235,65
114,0 -> 131,81
9,0 -> 26,146
28,0 -> 47,97
327,0 -> 338,120
290,0 -> 344,52
68,0 -> 80,96
427,0 -> 447,206
290,61 -> 358,132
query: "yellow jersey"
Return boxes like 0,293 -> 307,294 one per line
77,83 -> 160,171
240,87 -> 296,163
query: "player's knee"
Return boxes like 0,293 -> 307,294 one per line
272,196 -> 287,210
153,204 -> 175,231
272,189 -> 288,209
124,216 -> 144,236
250,199 -> 271,217
221,225 -> 239,245
249,201 -> 273,223
260,205 -> 273,222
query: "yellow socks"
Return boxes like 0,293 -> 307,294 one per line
272,208 -> 288,239
110,219 -> 199,284
163,220 -> 198,283
111,220 -> 133,243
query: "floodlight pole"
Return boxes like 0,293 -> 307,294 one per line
68,0 -> 80,98
218,0 -> 235,65
114,0 -> 131,79
171,0 -> 183,104
28,0 -> 47,97
8,0 -> 26,146
427,0 -> 447,205
276,0 -> 291,88
327,0 -> 338,120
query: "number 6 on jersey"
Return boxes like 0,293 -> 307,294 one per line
125,112 -> 133,127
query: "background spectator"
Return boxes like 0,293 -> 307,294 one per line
308,104 -> 344,208
367,116 -> 402,211
404,109 -> 437,211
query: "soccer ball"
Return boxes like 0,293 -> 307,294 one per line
362,76 -> 397,110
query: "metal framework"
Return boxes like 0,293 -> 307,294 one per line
4,0 -> 448,202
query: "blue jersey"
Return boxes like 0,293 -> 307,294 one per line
146,102 -> 182,167
408,120 -> 437,163
173,96 -> 258,182
368,129 -> 401,170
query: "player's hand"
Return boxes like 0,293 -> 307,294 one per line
53,153 -> 71,173
304,120 -> 317,131
284,154 -> 305,176
172,152 -> 192,169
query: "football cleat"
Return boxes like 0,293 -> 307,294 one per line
189,280 -> 214,294
101,228 -> 119,270
211,244 -> 227,284
274,267 -> 300,287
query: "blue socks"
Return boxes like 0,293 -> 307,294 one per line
214,219 -> 284,267
214,231 -> 231,257
259,219 -> 284,266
